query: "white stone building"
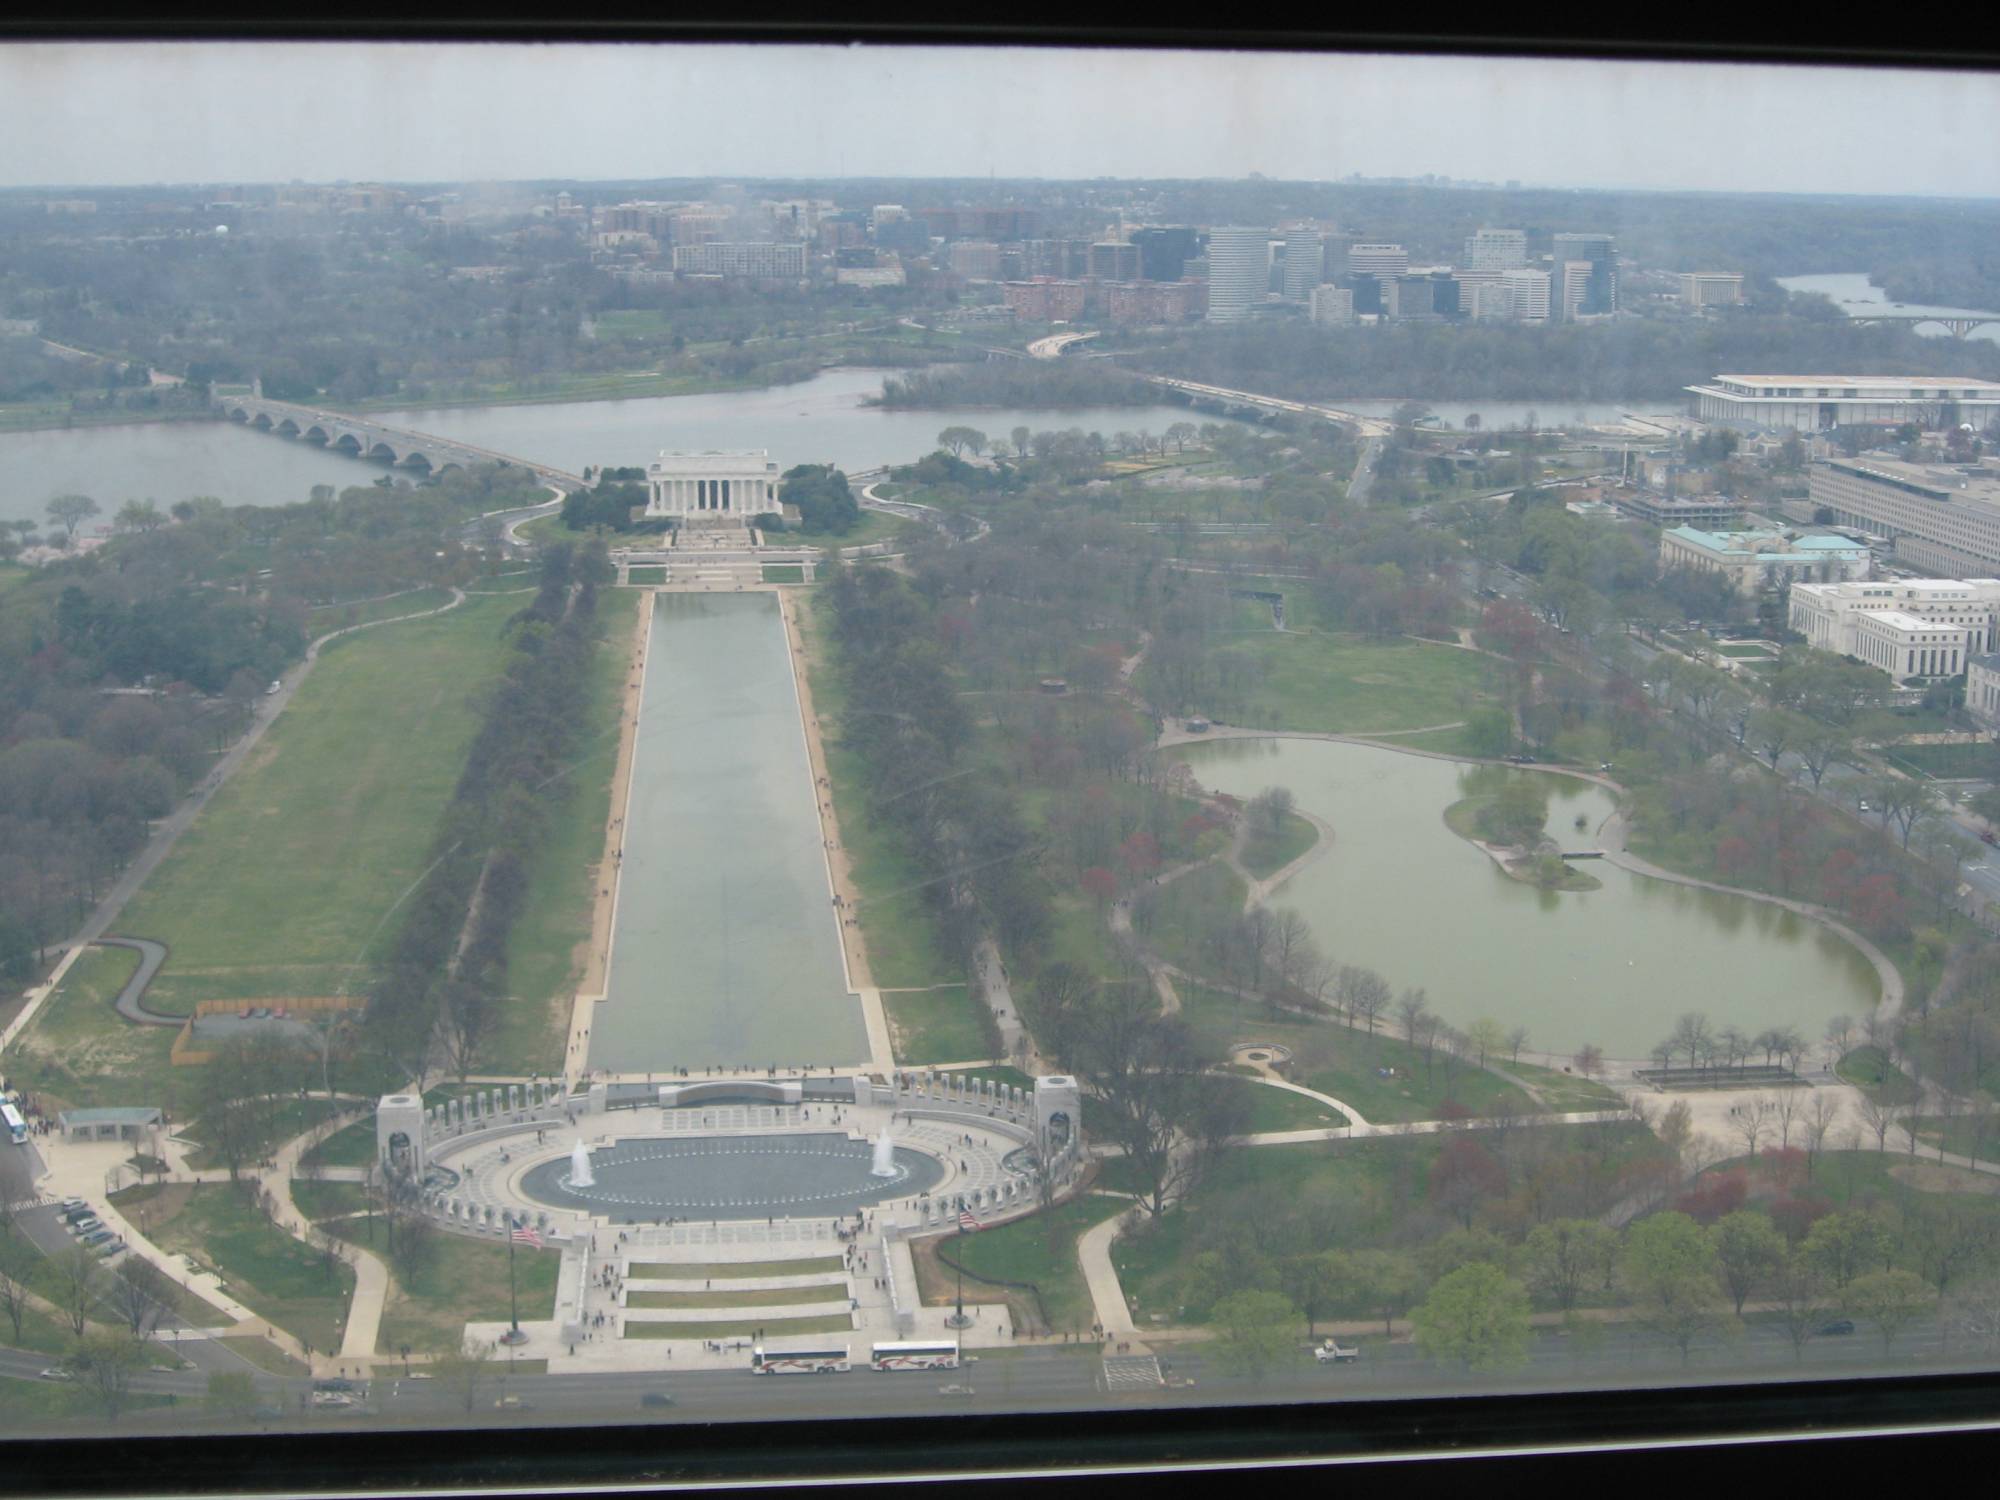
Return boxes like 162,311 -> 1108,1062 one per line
1968,654 -> 2000,731
1789,577 -> 2000,678
1810,455 -> 2000,576
1685,374 -> 2000,432
644,451 -> 781,522
1657,527 -> 1870,596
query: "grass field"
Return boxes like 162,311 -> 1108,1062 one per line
798,593 -> 959,988
318,1216 -> 561,1355
881,986 -> 993,1065
1221,1076 -> 1349,1133
484,586 -> 640,1074
7,944 -> 194,1115
143,1181 -> 355,1353
761,564 -> 805,584
306,586 -> 454,637
1239,811 -> 1319,881
111,592 -> 521,1019
628,1257 -> 845,1280
785,509 -> 911,551
626,1284 -> 847,1310
920,1195 -> 1127,1336
625,567 -> 667,584
291,1181 -> 372,1221
1837,1046 -> 1922,1104
950,1065 -> 1037,1094
1157,632 -> 1497,736
624,1315 -> 851,1339
182,1097 -> 347,1172
1881,741 -> 2000,780
1505,1058 -> 1625,1112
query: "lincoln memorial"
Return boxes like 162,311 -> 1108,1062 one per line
644,450 -> 781,521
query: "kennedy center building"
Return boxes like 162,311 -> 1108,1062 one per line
644,450 -> 781,521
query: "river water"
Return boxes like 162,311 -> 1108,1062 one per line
1777,272 -> 2000,348
589,592 -> 866,1074
1177,737 -> 1879,1059
0,366 -> 1218,528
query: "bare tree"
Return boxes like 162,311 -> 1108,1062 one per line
1396,988 -> 1430,1056
1345,968 -> 1391,1035
0,1263 -> 28,1347
1506,1026 -> 1531,1065
1772,1087 -> 1805,1149
1734,1095 -> 1775,1157
1855,1093 -> 1901,1153
111,1257 -> 172,1338
49,1246 -> 101,1337
1803,1092 -> 1844,1180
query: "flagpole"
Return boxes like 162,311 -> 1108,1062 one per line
501,1216 -> 527,1347
946,1212 -> 971,1330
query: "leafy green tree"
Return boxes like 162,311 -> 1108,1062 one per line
1464,705 -> 1513,759
64,1329 -> 147,1421
780,463 -> 860,535
937,426 -> 987,458
1278,1252 -> 1349,1340
1845,1268 -> 1932,1354
1711,1211 -> 1786,1315
1208,1290 -> 1301,1383
1348,1249 -> 1421,1336
1626,1210 -> 1731,1364
1804,1210 -> 1887,1291
1411,1262 -> 1531,1374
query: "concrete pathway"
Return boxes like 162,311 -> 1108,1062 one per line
100,937 -> 172,1025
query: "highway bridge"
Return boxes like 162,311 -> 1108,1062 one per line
1843,311 -> 2000,340
215,393 -> 587,491
1136,375 -> 1395,437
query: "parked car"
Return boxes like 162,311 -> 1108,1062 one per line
640,1392 -> 675,1409
1816,1319 -> 1855,1337
59,1205 -> 96,1225
310,1391 -> 353,1408
58,1198 -> 88,1215
79,1229 -> 115,1248
266,680 -> 281,696
38,1368 -> 72,1382
67,1217 -> 102,1237
92,1238 -> 126,1259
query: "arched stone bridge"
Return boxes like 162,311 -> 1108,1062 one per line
215,393 -> 585,490
1844,312 -> 2000,340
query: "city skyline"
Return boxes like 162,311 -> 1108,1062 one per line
1,43 -> 1998,198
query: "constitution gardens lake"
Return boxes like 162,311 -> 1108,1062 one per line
588,592 -> 866,1074
1176,737 -> 1881,1059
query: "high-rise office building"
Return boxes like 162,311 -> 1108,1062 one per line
1558,260 -> 1595,322
1088,242 -> 1141,280
1281,233 -> 1325,303
1463,228 -> 1528,270
1347,242 -> 1409,278
1500,268 -> 1551,322
1552,233 -> 1617,314
1130,226 -> 1201,282
1678,272 -> 1745,310
1205,226 -> 1270,322
1309,284 -> 1355,326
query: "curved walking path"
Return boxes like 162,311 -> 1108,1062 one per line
1,588 -> 468,1052
98,937 -> 174,1025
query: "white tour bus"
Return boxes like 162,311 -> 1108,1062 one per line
0,1103 -> 25,1145
749,1344 -> 851,1375
871,1341 -> 961,1372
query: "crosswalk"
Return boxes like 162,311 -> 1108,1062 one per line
1101,1354 -> 1163,1390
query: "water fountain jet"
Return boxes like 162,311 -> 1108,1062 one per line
870,1128 -> 898,1178
570,1138 -> 596,1189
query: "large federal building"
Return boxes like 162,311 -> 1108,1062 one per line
1685,374 -> 2000,432
1657,526 -> 1869,597
1810,455 -> 2000,575
1789,577 -> 2000,682
643,451 -> 780,521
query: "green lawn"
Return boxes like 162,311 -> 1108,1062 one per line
1505,1059 -> 1625,1113
1881,741 -> 2000,780
785,509 -> 911,551
8,944 -> 193,1116
881,986 -> 992,1065
628,1257 -> 845,1280
182,1097 -> 347,1172
291,1181 -> 372,1221
1377,723 -> 1487,757
931,1194 -> 1127,1336
625,566 -> 667,585
1154,631 -> 1497,736
799,593 -> 960,988
485,586 -> 640,1074
145,1182 -> 355,1354
320,1215 -> 560,1355
624,1315 -> 851,1339
1906,1114 -> 2000,1164
951,1065 -> 1037,1094
761,564 -> 805,584
112,592 -> 523,1018
306,586 -> 454,637
626,1283 -> 847,1310
1239,812 -> 1319,881
1837,1046 -> 1922,1104
1221,1076 -> 1349,1133
1715,642 -> 1774,659
0,1377 -> 173,1428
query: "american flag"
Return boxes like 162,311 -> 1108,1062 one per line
510,1223 -> 544,1249
958,1211 -> 981,1233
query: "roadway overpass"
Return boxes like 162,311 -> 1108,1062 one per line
215,393 -> 587,491
1844,311 -> 2000,340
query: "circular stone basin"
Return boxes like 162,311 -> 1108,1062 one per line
1246,1052 -> 1269,1061
518,1133 -> 947,1223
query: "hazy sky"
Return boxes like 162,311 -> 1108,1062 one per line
3,42 -> 1998,197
